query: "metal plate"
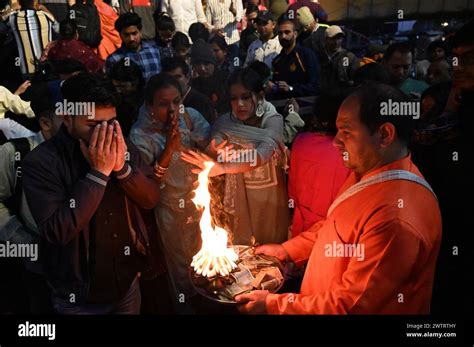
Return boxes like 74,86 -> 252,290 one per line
189,245 -> 285,305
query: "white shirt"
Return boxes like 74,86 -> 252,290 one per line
244,36 -> 282,69
0,118 -> 35,140
205,0 -> 243,45
0,86 -> 34,119
161,0 -> 208,39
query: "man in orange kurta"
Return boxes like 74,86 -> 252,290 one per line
95,0 -> 122,60
236,83 -> 442,314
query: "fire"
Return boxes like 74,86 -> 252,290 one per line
191,161 -> 238,278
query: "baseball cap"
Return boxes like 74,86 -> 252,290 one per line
297,6 -> 315,28
256,10 -> 274,24
325,25 -> 344,38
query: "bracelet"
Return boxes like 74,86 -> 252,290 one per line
153,161 -> 168,177
153,161 -> 168,172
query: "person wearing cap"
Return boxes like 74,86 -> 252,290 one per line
268,14 -> 320,99
318,25 -> 359,95
296,6 -> 328,55
244,10 -> 282,69
287,0 -> 328,24
263,0 -> 289,24
191,39 -> 230,115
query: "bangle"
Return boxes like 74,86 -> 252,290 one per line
153,161 -> 168,177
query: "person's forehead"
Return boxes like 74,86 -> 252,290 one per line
230,83 -> 251,94
337,96 -> 360,124
94,106 -> 116,117
257,19 -> 271,25
154,86 -> 181,98
389,50 -> 412,61
122,26 -> 140,33
168,67 -> 184,76
278,23 -> 294,31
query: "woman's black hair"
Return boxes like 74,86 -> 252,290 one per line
227,68 -> 264,117
108,58 -> 145,90
144,73 -> 182,105
210,35 -> 228,51
227,67 -> 264,95
171,31 -> 190,49
59,18 -> 77,40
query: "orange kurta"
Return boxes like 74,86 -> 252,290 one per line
95,0 -> 121,60
266,155 -> 442,314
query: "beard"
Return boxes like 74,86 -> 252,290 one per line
279,38 -> 293,49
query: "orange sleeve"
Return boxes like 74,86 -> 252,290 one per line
268,218 -> 423,314
282,219 -> 324,266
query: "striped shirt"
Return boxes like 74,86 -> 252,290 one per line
8,9 -> 57,75
205,0 -> 243,45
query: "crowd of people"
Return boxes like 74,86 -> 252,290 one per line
0,0 -> 472,315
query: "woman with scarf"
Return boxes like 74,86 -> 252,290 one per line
130,73 -> 210,313
182,68 -> 289,246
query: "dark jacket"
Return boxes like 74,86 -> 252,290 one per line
302,25 -> 327,55
271,44 -> 320,99
318,48 -> 359,93
22,125 -> 160,304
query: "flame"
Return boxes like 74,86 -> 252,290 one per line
191,161 -> 238,278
